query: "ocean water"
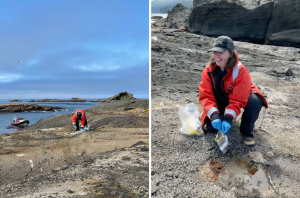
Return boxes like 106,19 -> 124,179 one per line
0,99 -> 100,134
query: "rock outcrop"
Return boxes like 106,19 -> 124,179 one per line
188,1 -> 274,43
188,0 -> 300,47
90,91 -> 136,102
167,3 -> 190,29
10,99 -> 22,102
0,104 -> 62,112
193,0 -> 273,8
29,98 -> 86,102
265,0 -> 300,47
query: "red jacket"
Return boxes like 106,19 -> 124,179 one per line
72,109 -> 86,127
199,51 -> 268,126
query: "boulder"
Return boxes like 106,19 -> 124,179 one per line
188,1 -> 274,43
152,16 -> 163,20
265,29 -> 300,47
167,3 -> 190,29
265,0 -> 300,47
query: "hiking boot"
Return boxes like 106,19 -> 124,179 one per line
243,135 -> 255,145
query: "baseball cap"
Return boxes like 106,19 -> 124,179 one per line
208,36 -> 234,52
76,112 -> 82,119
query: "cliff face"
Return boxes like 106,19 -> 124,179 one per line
193,0 -> 273,8
265,0 -> 300,47
186,0 -> 300,47
188,1 -> 274,43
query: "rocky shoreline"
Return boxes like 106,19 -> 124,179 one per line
151,23 -> 300,197
0,99 -> 149,197
0,103 -> 62,112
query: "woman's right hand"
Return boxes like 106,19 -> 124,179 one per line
211,119 -> 221,131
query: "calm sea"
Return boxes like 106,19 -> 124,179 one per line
0,99 -> 100,134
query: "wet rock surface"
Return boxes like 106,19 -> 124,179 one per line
0,99 -> 149,197
0,103 -> 62,112
29,98 -> 86,102
151,25 -> 300,197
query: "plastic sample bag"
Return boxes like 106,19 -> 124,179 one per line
178,103 -> 202,135
214,131 -> 229,154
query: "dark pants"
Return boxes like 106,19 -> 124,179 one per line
206,93 -> 263,137
75,117 -> 88,131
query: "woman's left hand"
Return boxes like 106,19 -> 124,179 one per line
222,121 -> 231,134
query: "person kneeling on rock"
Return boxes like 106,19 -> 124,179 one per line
199,36 -> 268,145
72,110 -> 88,131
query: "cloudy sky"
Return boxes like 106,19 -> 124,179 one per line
0,0 -> 149,99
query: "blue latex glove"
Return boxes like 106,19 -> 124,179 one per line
222,121 -> 231,134
211,119 -> 221,131
80,128 -> 84,131
73,125 -> 76,129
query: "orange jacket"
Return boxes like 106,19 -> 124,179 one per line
72,109 -> 86,127
199,51 -> 268,126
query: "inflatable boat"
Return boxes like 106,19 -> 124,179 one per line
11,116 -> 30,127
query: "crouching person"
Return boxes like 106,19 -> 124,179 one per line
199,36 -> 268,145
72,110 -> 88,131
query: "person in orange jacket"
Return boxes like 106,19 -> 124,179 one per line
199,36 -> 268,145
72,110 -> 88,131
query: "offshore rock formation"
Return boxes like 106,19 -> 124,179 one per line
0,103 -> 62,112
29,98 -> 86,102
9,99 -> 22,102
90,91 -> 136,102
